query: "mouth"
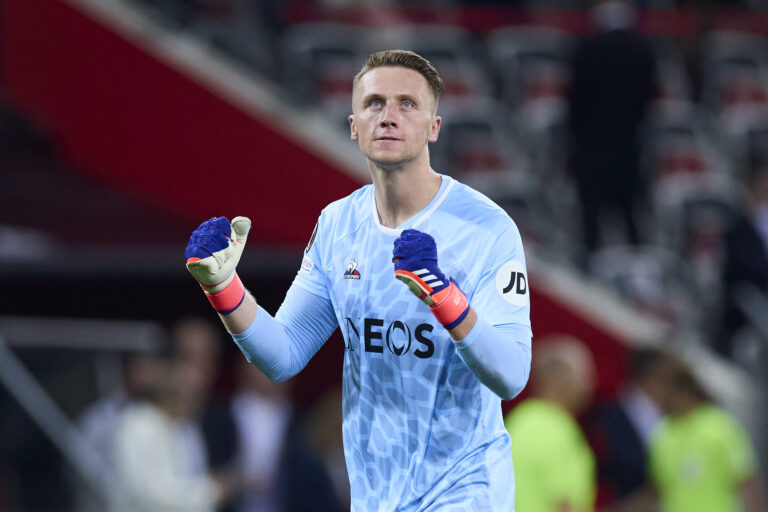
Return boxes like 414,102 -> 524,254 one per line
375,136 -> 401,141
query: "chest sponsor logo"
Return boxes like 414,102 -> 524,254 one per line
344,259 -> 361,279
344,317 -> 435,359
495,260 -> 528,306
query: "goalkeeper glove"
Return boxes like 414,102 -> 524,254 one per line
185,216 -> 251,314
393,229 -> 469,330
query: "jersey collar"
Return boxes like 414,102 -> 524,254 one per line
372,174 -> 455,236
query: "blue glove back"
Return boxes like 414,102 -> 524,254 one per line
393,229 -> 470,328
185,217 -> 232,261
392,229 -> 448,295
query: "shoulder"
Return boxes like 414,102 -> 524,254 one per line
507,400 -> 568,433
697,405 -> 746,438
114,402 -> 168,442
443,177 -> 519,236
507,400 -> 581,453
316,184 -> 372,237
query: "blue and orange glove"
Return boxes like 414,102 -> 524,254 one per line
393,229 -> 470,330
185,216 -> 251,314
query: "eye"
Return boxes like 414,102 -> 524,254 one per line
370,99 -> 383,108
402,101 -> 413,109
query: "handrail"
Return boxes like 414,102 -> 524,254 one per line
0,331 -> 121,503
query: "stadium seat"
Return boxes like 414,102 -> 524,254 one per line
368,24 -> 492,108
280,22 -> 370,106
486,25 -> 572,111
431,98 -> 535,200
588,245 -> 700,332
699,31 -> 768,157
643,100 -> 728,180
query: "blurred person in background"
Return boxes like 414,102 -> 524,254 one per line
649,355 -> 767,512
586,346 -> 665,504
79,352 -> 167,463
505,335 -> 597,512
111,359 -> 240,512
229,358 -> 292,512
171,316 -> 223,406
719,159 -> 768,359
75,351 -> 166,512
617,353 -> 768,512
567,0 -> 656,261
279,386 -> 348,512
171,316 -> 242,512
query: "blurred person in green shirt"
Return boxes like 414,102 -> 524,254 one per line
505,335 -> 597,512
649,355 -> 767,512
618,353 -> 767,512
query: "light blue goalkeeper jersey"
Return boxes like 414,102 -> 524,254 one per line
294,175 -> 531,511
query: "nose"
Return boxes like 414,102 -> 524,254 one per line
379,103 -> 398,128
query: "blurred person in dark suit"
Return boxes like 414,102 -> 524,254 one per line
719,160 -> 768,358
567,0 -> 656,259
587,347 -> 665,504
278,386 -> 348,512
229,359 -> 292,512
171,317 -> 223,406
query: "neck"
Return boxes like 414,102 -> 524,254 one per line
537,388 -> 577,416
370,157 -> 441,229
671,396 -> 703,417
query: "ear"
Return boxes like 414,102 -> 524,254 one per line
349,114 -> 358,141
427,115 -> 441,143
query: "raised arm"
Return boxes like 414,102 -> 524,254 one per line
185,216 -> 337,381
392,229 -> 531,400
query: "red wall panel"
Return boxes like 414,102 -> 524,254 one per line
2,0 -> 363,247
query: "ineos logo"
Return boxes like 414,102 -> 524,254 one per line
386,321 -> 411,356
344,317 -> 434,358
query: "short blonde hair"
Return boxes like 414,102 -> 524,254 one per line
353,50 -> 444,106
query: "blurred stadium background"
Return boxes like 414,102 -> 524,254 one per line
1,0 -> 768,510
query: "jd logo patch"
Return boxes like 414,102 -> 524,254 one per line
495,260 -> 528,306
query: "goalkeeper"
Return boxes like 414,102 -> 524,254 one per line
185,50 -> 532,511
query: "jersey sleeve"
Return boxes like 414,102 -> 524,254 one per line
292,214 -> 330,299
469,220 -> 531,337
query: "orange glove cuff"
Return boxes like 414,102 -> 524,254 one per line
202,273 -> 245,314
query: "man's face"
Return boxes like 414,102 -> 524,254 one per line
349,66 -> 441,170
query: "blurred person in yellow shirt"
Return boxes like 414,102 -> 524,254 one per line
505,335 -> 597,512
617,352 -> 767,512
649,355 -> 767,512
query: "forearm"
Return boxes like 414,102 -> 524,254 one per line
218,290 -> 258,334
447,307 -> 477,341
231,305 -> 297,381
229,284 -> 337,382
453,316 -> 531,400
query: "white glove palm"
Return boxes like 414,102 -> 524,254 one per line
186,216 -> 251,293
